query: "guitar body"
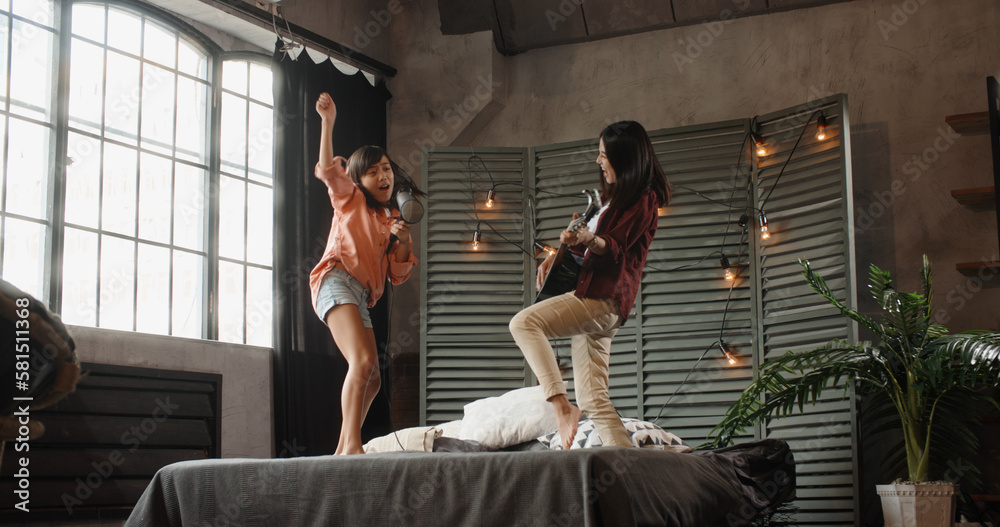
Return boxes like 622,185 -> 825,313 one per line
534,246 -> 581,303
534,189 -> 601,304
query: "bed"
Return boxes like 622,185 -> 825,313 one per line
123,387 -> 794,527
123,438 -> 792,527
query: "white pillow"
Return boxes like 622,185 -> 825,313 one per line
538,417 -> 692,452
363,426 -> 442,453
435,419 -> 463,438
458,386 -> 557,449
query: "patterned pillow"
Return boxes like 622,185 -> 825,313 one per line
538,417 -> 692,452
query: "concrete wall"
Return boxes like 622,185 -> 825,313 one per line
132,0 -> 999,431
70,326 -> 274,459
383,0 -> 1000,334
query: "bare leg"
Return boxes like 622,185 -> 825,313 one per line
359,328 -> 382,425
326,304 -> 381,455
548,394 -> 582,450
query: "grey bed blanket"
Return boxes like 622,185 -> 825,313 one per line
123,438 -> 793,527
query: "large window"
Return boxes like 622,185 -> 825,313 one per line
0,0 -> 58,303
217,58 -> 273,346
1,0 -> 274,346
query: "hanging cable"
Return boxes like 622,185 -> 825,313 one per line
758,109 -> 828,210
467,155 -> 590,257
719,129 -> 753,268
651,341 -> 718,425
271,10 -> 302,54
670,183 -> 743,210
717,227 -> 748,342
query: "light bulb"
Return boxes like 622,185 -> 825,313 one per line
758,211 -> 770,240
752,132 -> 767,157
816,113 -> 828,141
721,255 -> 734,280
485,189 -> 496,208
546,246 -> 556,256
472,229 -> 481,250
718,340 -> 738,365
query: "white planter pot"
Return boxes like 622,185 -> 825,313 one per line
876,483 -> 958,527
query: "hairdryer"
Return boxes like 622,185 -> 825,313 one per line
396,187 -> 424,224
388,187 -> 424,253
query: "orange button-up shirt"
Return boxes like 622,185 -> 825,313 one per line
309,161 -> 417,309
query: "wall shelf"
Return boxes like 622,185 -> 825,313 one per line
946,111 -> 990,135
947,78 -> 1000,278
955,260 -> 1000,277
951,186 -> 998,211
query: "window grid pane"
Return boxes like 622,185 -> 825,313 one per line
172,249 -> 203,338
0,13 -> 9,103
139,63 -> 176,155
0,2 -> 54,300
63,3 -> 215,338
3,3 -> 280,347
2,217 -> 47,300
12,0 -> 54,23
61,227 -> 98,326
70,2 -> 104,42
5,118 -> 50,219
218,58 -> 273,346
98,234 -> 135,331
245,266 -> 272,347
137,152 -> 172,244
9,17 -> 55,121
218,260 -> 244,344
68,38 -> 105,134
136,242 -> 170,335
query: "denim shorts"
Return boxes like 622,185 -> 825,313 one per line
314,268 -> 372,328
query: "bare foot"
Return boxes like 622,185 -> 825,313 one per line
552,399 -> 582,450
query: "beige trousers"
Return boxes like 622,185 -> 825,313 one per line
509,292 -> 631,447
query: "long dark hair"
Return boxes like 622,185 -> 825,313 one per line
346,145 -> 426,211
598,121 -> 671,209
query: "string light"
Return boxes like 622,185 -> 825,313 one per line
720,254 -> 735,280
751,132 -> 767,157
533,242 -> 556,256
485,188 -> 496,208
719,340 -> 738,365
758,211 -> 770,240
472,224 -> 481,250
815,112 -> 828,141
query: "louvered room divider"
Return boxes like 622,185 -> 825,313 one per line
420,94 -> 859,526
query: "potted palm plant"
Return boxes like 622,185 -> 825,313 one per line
706,256 -> 1000,527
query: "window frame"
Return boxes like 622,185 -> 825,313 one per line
214,51 -> 276,345
37,0 -> 275,344
0,0 -> 62,306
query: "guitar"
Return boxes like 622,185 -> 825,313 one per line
534,189 -> 602,303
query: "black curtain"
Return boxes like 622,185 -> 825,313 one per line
271,43 -> 393,457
